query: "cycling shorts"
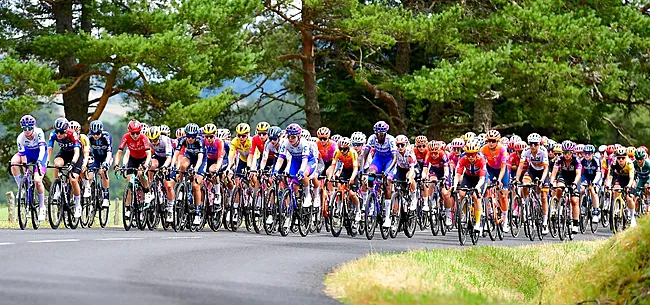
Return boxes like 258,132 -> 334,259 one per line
486,166 -> 509,188
368,155 -> 396,180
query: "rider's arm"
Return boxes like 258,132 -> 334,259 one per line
549,165 -> 558,184
386,151 -> 399,173
145,149 -> 152,168
628,165 -> 635,188
194,152 -> 203,172
541,162 -> 550,181
573,163 -> 582,186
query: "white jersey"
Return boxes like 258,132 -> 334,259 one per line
396,148 -> 417,169
365,134 -> 397,158
520,146 -> 549,171
151,135 -> 173,158
17,128 -> 47,161
262,141 -> 279,160
278,138 -> 316,163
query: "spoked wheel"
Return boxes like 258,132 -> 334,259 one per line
329,192 -> 344,237
534,200 -> 544,241
345,201 -> 358,238
389,193 -> 400,239
17,178 -> 29,230
466,198 -> 479,245
429,196 -> 440,236
122,185 -> 133,231
279,190 -> 292,237
611,197 -> 623,234
457,199 -> 468,246
66,199 -> 80,230
262,188 -> 277,235
48,180 -> 64,229
146,187 -> 161,231
600,191 -> 610,229
252,189 -> 264,234
403,210 -> 417,238
298,202 -> 311,237
80,198 -> 93,228
96,184 -> 109,228
485,197 -> 496,241
172,183 -> 187,232
208,185 -> 223,232
566,196 -> 575,241
579,195 -> 588,234
134,187 -> 146,231
229,187 -> 243,232
523,199 -> 534,241
243,190 -> 254,233
558,200 -> 567,241
549,198 -> 558,238
509,195 -> 520,238
364,195 -> 377,240
495,206 -> 504,241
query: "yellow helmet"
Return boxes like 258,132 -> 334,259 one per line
463,132 -> 476,142
627,146 -> 636,157
146,126 -> 161,141
236,123 -> 251,135
464,141 -> 480,153
202,123 -> 217,135
256,121 -> 270,132
553,144 -> 562,153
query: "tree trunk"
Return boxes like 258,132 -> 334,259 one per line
392,41 -> 410,134
300,8 -> 321,134
473,98 -> 493,133
426,102 -> 444,139
54,0 -> 90,128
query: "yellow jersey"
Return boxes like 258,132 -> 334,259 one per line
79,134 -> 90,153
333,149 -> 358,170
229,136 -> 252,162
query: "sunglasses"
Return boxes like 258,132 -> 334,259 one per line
151,138 -> 160,143
270,137 -> 278,141
466,153 -> 477,158
554,153 -> 562,157
319,137 -> 328,141
617,157 -> 626,160
258,132 -> 267,136
396,143 -> 406,148
416,145 -> 426,148
563,151 -> 572,155
352,143 -> 362,147
487,139 -> 497,143
636,157 -> 645,161
205,135 -> 214,139
376,132 -> 386,136
186,135 -> 197,139
92,132 -> 102,136
56,130 -> 67,135
130,132 -> 139,136
340,147 -> 349,152
529,143 -> 539,146
237,134 -> 247,138
288,135 -> 298,140
22,126 -> 34,131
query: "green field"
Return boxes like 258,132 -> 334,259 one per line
326,218 -> 650,305
0,202 -> 123,229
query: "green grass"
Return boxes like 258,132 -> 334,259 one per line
0,203 -> 123,229
325,217 -> 650,305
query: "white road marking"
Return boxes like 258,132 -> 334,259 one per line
27,239 -> 80,243
0,242 -> 15,246
95,237 -> 145,241
162,236 -> 202,240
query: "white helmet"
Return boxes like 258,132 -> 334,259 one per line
159,125 -> 170,136
351,132 -> 366,144
217,128 -> 231,140
527,133 -> 542,144
300,129 -> 311,139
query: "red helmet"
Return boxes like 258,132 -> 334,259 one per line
606,145 -> 615,155
640,146 -> 648,155
127,119 -> 142,133
514,141 -> 527,151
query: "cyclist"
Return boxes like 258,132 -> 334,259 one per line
248,122 -> 270,206
159,125 -> 171,138
11,115 -> 48,221
452,140 -> 487,233
421,140 -> 452,225
88,120 -> 113,208
350,132 -> 369,204
173,123 -> 206,225
302,129 -> 322,211
514,133 -> 550,234
394,135 -> 418,211
604,147 -> 637,228
481,129 -> 510,232
146,126 -> 175,222
575,144 -> 585,162
227,123 -> 252,178
508,141 -> 527,184
271,123 -> 318,228
360,121 -> 398,228
632,148 -> 650,217
328,137 -> 361,221
217,128 -> 231,173
69,121 -> 93,201
113,119 -> 152,219
47,117 -> 83,218
202,123 -> 225,211
259,126 -> 282,173
580,144 -> 602,223
550,141 -> 583,234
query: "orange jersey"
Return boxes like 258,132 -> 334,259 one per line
333,149 -> 358,170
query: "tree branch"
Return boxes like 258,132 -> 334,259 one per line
314,34 -> 351,42
131,66 -> 165,109
228,75 -> 271,108
602,116 -> 633,146
362,95 -> 391,121
278,108 -> 303,126
491,121 -> 529,130
88,68 -> 119,122
54,70 -> 109,95
261,92 -> 304,109
277,54 -> 307,61
264,3 -> 301,28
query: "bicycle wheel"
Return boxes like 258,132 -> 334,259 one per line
329,191 -> 344,237
590,196 -> 600,233
172,183 -> 186,232
298,199 -> 311,237
208,185 -> 224,232
566,195 -> 574,241
485,197 -> 496,241
229,187 -> 243,232
48,179 -> 63,229
243,189 -> 254,233
403,208 -> 417,239
365,194 -> 377,240
429,196 -> 440,236
146,184 -> 160,231
30,195 -> 40,230
252,189 -> 264,234
262,188 -> 277,235
579,194 -> 587,234
510,195 -> 522,238
600,191 -> 610,229
557,198 -> 566,241
279,189 -> 292,237
389,193 -> 400,239
134,186 -> 146,231
549,197 -> 558,238
534,199 -> 544,241
457,198 -> 468,246
611,197 -> 623,233
17,178 -> 29,230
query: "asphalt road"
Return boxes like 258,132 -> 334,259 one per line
0,226 -> 611,305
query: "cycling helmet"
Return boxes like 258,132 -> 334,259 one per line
541,136 -> 548,146
331,134 -> 342,143
395,135 -> 409,145
285,123 -> 302,136
127,119 -> 141,133
640,146 -> 648,155
159,124 -> 170,136
499,136 -> 509,146
575,144 -> 585,153
184,123 -> 200,136
316,127 -> 331,138
373,121 -> 389,133
553,144 -> 562,153
514,141 -> 527,151
598,145 -> 607,153
89,120 -> 104,134
140,123 -> 149,135
464,141 -> 481,153
146,126 -> 161,141
69,120 -> 81,133
20,115 -> 36,128
527,133 -> 542,144
202,123 -> 217,135
606,145 -> 615,155
427,140 -> 442,151
256,121 -> 270,132
437,140 -> 446,148
236,123 -> 250,135
463,132 -> 476,141
477,133 -> 486,140
510,135 -> 522,145
614,143 -> 622,149
351,132 -> 366,144
475,137 -> 486,147
268,126 -> 282,138
300,129 -> 311,139
627,146 -> 636,157
584,144 -> 596,154
415,135 -> 428,146
451,138 -> 465,148
338,137 -> 351,148
54,117 -> 69,131
615,147 -> 627,157
176,128 -> 185,138
545,139 -> 556,151
486,130 -> 500,140
635,147 -> 647,160
561,140 -> 575,152
216,128 -> 230,140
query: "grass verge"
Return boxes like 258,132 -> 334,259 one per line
325,217 -> 650,305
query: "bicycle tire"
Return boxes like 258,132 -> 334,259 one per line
457,198 -> 467,246
549,197 -> 558,238
17,178 -> 29,230
364,194 -> 377,240
579,195 -> 587,234
533,198 -> 543,241
565,193 -> 574,241
485,197 -> 496,241
298,203 -> 311,238
330,191 -> 344,237
389,193 -> 400,239
279,189 -> 291,237
252,189 -> 264,234
48,179 -> 63,229
229,186 -> 242,232
262,187 -> 277,235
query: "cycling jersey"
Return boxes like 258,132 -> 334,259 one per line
520,147 -> 549,171
634,159 -> 650,180
333,149 -> 358,170
364,134 -> 397,158
89,131 -> 113,158
178,136 -> 205,159
48,129 -> 81,152
317,140 -> 337,163
395,148 -> 416,169
413,148 -> 428,166
151,135 -> 173,158
480,144 -> 508,170
508,152 -> 523,173
229,136 -> 252,162
554,156 -> 582,182
249,134 -> 265,161
262,141 -> 279,161
278,138 -> 316,163
79,134 -> 90,152
455,156 -> 487,177
581,157 -> 601,182
203,137 -> 224,161
118,133 -> 150,159
17,128 -> 47,160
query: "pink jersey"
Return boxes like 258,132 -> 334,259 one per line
480,144 -> 508,169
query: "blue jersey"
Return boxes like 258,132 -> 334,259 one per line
89,131 -> 113,158
48,129 -> 80,152
581,157 -> 600,180
178,136 -> 205,159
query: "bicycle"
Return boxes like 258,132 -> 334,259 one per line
116,167 -> 147,231
228,171 -> 253,232
579,181 -> 600,234
328,178 -> 359,237
392,180 -> 416,238
261,171 -> 281,235
608,185 -> 630,234
172,168 -> 205,232
204,171 -> 224,232
12,163 -> 41,230
508,181 -> 523,238
362,173 -> 388,240
483,179 -> 503,241
518,180 -> 544,241
249,170 -> 265,234
414,179 -> 431,233
47,165 -> 80,230
147,168 -> 168,230
276,173 -> 310,237
85,165 -> 110,228
454,187 -> 480,246
552,184 -> 574,241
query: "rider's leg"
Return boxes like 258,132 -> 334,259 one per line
10,154 -> 23,187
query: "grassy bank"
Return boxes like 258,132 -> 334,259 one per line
326,217 -> 650,305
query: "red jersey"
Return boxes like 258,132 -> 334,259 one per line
424,151 -> 448,170
249,135 -> 265,158
455,156 -> 487,177
507,152 -> 520,172
414,148 -> 428,164
119,133 -> 151,159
